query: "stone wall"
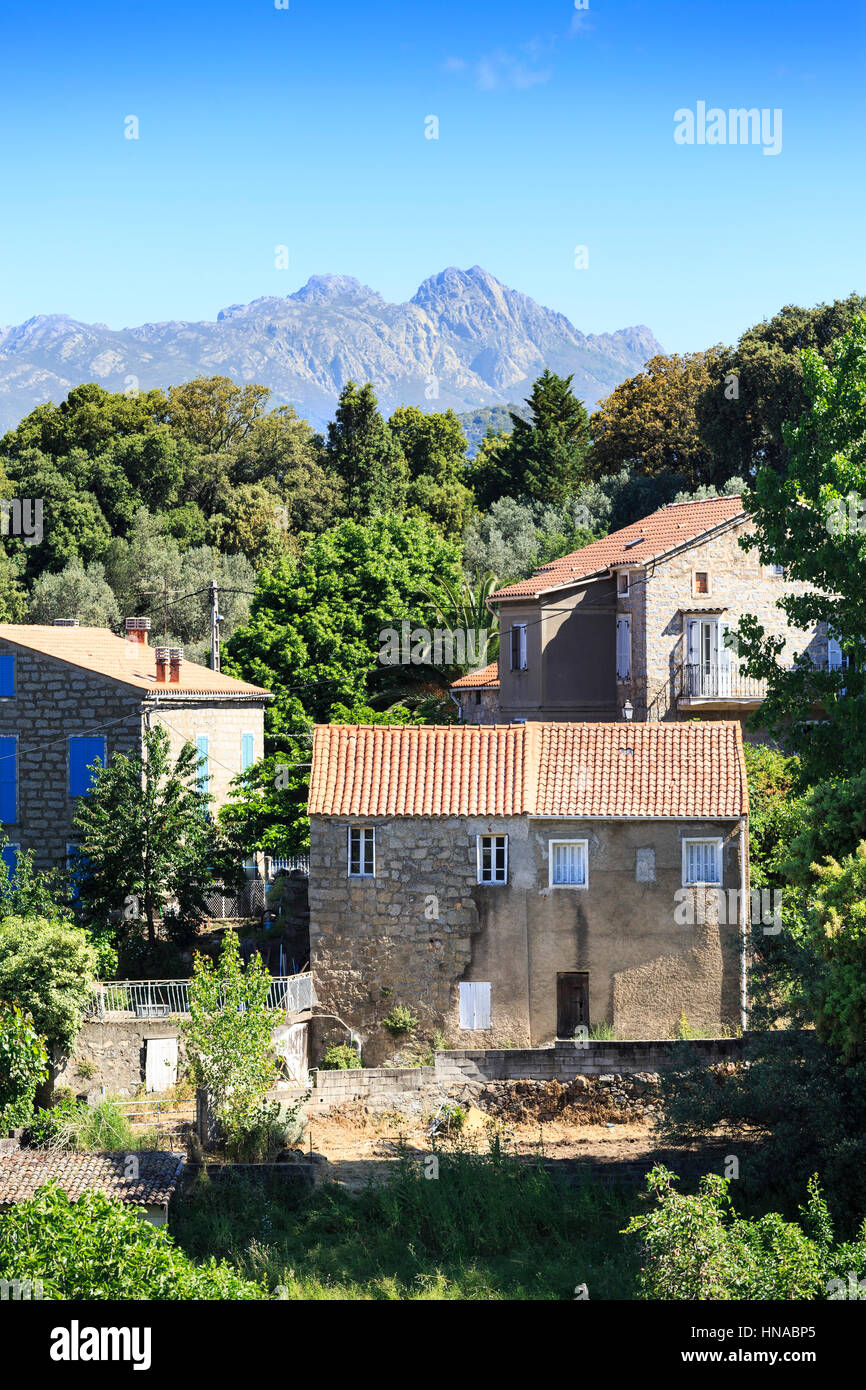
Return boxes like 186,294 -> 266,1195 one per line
436,1036 -> 741,1082
0,641 -> 143,868
454,686 -> 501,725
639,518 -> 820,726
309,813 -> 743,1063
53,1019 -> 188,1100
150,699 -> 264,816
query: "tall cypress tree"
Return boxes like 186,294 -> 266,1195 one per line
326,381 -> 408,519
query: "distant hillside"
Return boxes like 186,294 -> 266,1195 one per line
457,403 -> 530,455
0,266 -> 663,433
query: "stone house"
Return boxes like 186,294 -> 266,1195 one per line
452,494 -> 830,732
308,720 -> 749,1060
0,619 -> 270,871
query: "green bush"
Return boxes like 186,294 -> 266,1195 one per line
0,916 -> 97,1052
319,1044 -> 362,1070
382,1004 -> 419,1037
625,1165 -> 866,1301
0,1003 -> 48,1134
25,1096 -> 149,1152
0,1183 -> 267,1299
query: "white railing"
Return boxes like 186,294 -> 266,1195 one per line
86,974 -> 316,1021
268,856 -> 310,878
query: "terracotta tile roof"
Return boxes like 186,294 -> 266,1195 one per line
451,660 -> 500,690
0,1149 -> 185,1208
309,721 -> 748,820
491,496 -> 745,600
0,625 -> 270,697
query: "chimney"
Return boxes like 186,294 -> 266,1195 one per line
53,618 -> 79,627
155,646 -> 170,682
125,617 -> 151,646
169,647 -> 184,684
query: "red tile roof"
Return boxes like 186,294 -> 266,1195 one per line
0,625 -> 270,698
451,660 -> 500,690
309,721 -> 748,820
491,496 -> 745,600
0,1149 -> 185,1208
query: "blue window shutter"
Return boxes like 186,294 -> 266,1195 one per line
196,735 -> 210,795
1,843 -> 18,877
241,732 -> 255,772
68,736 -> 106,797
0,654 -> 14,698
0,737 -> 16,824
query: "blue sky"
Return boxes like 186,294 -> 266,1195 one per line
0,0 -> 863,352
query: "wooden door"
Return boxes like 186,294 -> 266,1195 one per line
556,972 -> 589,1037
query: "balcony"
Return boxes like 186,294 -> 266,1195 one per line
677,662 -> 768,707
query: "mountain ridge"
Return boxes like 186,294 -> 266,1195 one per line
0,266 -> 663,433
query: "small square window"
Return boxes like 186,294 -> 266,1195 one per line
477,834 -> 508,883
694,571 -> 710,595
348,826 -> 375,877
682,838 -> 723,885
549,839 -> 588,887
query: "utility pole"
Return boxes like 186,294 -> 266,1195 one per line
209,580 -> 221,671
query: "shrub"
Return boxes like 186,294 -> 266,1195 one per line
0,1003 -> 48,1134
382,1005 -> 419,1037
624,1165 -> 866,1301
319,1044 -> 362,1070
0,1182 -> 267,1299
25,1096 -> 145,1152
224,1093 -> 309,1162
0,916 -> 97,1052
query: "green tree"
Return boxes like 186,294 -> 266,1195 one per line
184,931 -> 277,1141
469,370 -> 590,508
389,405 -> 474,534
735,316 -> 866,781
156,376 -> 271,453
325,381 -> 409,519
27,558 -> 121,627
588,349 -> 729,488
71,724 -> 218,949
697,294 -> 866,480
0,917 -> 97,1052
0,1003 -> 48,1134
226,512 -> 463,738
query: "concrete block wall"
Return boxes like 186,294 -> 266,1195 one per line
309,1066 -> 436,1107
435,1037 -> 742,1084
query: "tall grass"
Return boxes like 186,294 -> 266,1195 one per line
171,1141 -> 642,1300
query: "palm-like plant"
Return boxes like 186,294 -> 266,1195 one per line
418,570 -> 500,671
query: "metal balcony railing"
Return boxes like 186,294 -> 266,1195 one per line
679,662 -> 768,701
86,974 -> 316,1021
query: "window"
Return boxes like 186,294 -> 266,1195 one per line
0,736 -> 16,825
1,843 -> 19,878
0,653 -> 14,698
68,736 -> 105,798
694,571 -> 710,595
827,635 -> 844,671
477,833 -> 508,883
769,564 -> 785,576
241,732 -> 255,772
459,981 -> 491,1030
348,826 -> 375,877
616,615 -> 631,680
682,838 -> 723,885
617,572 -> 630,596
549,839 -> 588,887
510,623 -> 528,671
195,735 -> 210,796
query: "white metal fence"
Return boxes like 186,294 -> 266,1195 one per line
86,974 -> 316,1021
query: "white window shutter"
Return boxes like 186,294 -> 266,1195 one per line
616,617 -> 630,679
459,982 -> 491,1029
828,635 -> 843,670
687,619 -> 700,667
718,621 -> 731,695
